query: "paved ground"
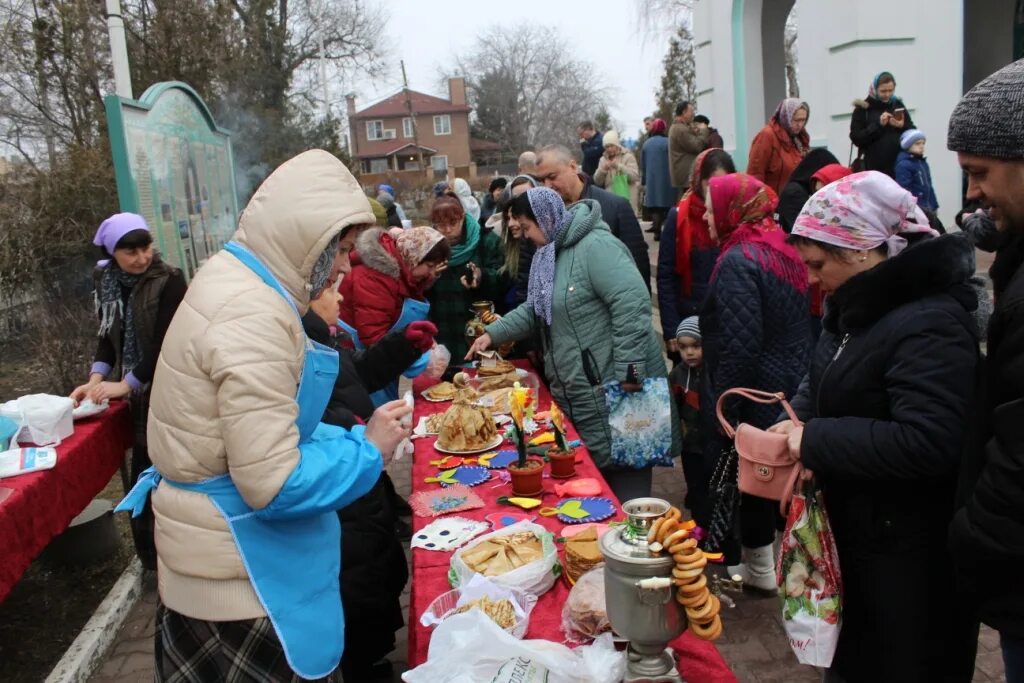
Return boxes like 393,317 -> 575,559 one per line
89,228 -> 1005,683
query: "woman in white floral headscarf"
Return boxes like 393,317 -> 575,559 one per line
776,171 -> 981,681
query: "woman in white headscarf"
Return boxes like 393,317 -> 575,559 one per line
452,177 -> 481,221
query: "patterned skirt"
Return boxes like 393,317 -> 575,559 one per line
154,604 -> 340,682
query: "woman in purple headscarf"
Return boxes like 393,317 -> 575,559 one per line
775,171 -> 980,681
747,98 -> 810,194
465,187 -> 678,502
70,212 -> 187,570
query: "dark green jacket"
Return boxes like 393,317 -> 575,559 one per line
486,199 -> 679,467
426,214 -> 504,360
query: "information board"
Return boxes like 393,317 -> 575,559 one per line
104,82 -> 238,279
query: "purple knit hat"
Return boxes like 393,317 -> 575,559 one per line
93,213 -> 150,263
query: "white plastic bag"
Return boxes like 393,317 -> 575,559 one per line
402,610 -> 625,683
420,575 -> 537,639
424,344 -> 451,379
448,520 -> 559,596
15,394 -> 74,446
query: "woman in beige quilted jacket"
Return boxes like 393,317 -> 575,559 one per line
136,150 -> 412,682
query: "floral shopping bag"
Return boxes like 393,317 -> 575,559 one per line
777,481 -> 843,667
602,377 -> 674,469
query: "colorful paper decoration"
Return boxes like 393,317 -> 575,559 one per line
409,485 -> 485,518
553,478 -> 603,498
411,516 -> 489,551
485,511 -> 537,528
424,465 -> 490,488
496,496 -> 544,510
528,432 -> 554,446
548,401 -> 570,451
429,455 -> 464,468
538,497 -> 616,524
477,449 -> 518,469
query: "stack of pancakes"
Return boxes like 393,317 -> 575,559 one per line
564,527 -> 603,582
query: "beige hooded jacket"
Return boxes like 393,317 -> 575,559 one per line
147,150 -> 375,620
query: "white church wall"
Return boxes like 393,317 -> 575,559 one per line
797,0 -> 964,221
695,0 -> 967,222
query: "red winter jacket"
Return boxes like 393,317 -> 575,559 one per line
339,227 -> 427,346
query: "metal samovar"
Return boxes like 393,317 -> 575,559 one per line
600,498 -> 686,683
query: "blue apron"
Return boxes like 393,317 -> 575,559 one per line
117,241 -> 349,680
337,297 -> 431,407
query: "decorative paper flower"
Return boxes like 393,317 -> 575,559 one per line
549,401 -> 570,450
509,382 -> 534,431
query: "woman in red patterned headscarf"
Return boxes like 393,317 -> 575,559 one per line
698,173 -> 812,591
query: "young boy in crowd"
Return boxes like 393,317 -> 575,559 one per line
669,317 -> 706,515
895,129 -> 939,213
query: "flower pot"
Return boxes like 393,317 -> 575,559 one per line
507,458 -> 544,497
547,447 -> 577,479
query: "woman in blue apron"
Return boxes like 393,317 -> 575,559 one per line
116,151 -> 413,682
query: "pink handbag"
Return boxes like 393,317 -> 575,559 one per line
716,388 -> 804,515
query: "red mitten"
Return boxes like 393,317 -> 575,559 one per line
404,321 -> 438,352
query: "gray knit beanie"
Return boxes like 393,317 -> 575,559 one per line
948,58 -> 1024,160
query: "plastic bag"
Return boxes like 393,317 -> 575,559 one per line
420,574 -> 537,639
561,566 -> 611,643
449,520 -> 560,596
15,394 -> 74,446
777,481 -> 843,667
402,610 -> 625,683
603,377 -> 674,468
424,344 -> 451,379
610,173 -> 631,202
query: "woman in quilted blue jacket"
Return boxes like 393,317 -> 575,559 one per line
699,173 -> 811,590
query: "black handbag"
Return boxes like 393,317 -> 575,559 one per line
700,444 -> 739,554
848,142 -> 865,173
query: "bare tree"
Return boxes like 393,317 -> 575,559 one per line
784,2 -> 799,97
633,0 -> 693,39
0,0 -> 111,164
449,24 -> 611,154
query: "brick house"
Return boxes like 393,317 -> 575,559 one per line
346,77 -> 472,175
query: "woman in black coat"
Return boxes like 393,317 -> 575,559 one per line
849,71 -> 914,178
303,290 -> 436,682
775,148 -> 839,232
781,172 -> 980,682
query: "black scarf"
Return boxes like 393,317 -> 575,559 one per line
96,263 -> 143,376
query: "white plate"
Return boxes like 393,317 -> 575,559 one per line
73,400 -> 109,420
420,389 -> 455,403
433,434 -> 505,456
414,415 -> 440,436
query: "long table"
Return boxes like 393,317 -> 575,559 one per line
407,363 -> 736,682
0,401 -> 133,603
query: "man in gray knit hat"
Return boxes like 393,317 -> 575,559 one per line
948,57 -> 1024,681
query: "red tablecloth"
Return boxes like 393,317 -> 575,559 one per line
408,364 -> 735,682
0,401 -> 132,603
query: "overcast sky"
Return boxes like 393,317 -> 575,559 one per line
343,0 -> 670,143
